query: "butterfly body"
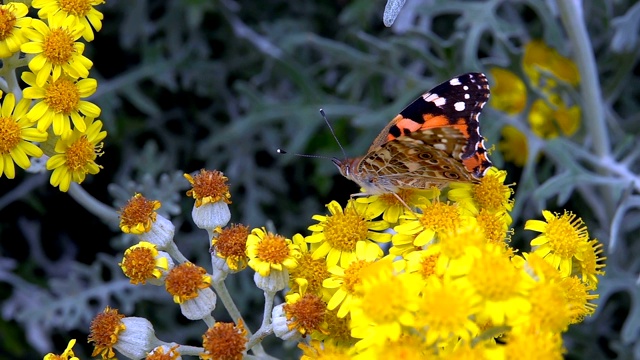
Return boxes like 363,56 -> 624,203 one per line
333,72 -> 492,194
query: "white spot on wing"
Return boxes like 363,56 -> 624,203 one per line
454,101 -> 465,111
424,93 -> 438,102
423,92 -> 446,107
463,85 -> 469,90
433,143 -> 447,151
464,93 -> 470,99
449,78 -> 462,86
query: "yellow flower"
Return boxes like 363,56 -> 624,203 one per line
528,96 -> 581,139
349,260 -> 423,351
246,227 -> 299,277
299,340 -> 352,360
489,68 -> 527,115
576,239 -> 606,286
43,339 -> 79,360
306,200 -> 391,268
413,276 -> 481,346
523,40 -> 580,89
21,13 -> 93,87
500,326 -> 566,360
0,93 -> 48,179
0,2 -> 32,58
392,199 -> 466,255
23,71 -> 100,136
32,0 -> 105,41
448,167 -> 514,215
288,233 -> 331,299
498,125 -> 528,167
525,210 -> 590,277
46,116 -> 106,191
323,253 -> 376,318
119,241 -> 170,285
459,243 -> 532,326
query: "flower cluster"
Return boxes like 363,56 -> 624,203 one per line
492,40 -> 581,167
41,166 -> 604,359
0,0 -> 106,191
280,168 -> 604,358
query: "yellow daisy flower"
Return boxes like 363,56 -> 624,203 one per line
349,260 -> 423,350
45,116 -> 106,191
391,199 -> 467,255
459,243 -> 533,326
246,227 -> 299,277
448,167 -> 514,215
20,12 -> 93,87
0,2 -> 32,58
22,71 -> 100,136
524,210 -> 590,277
528,96 -> 581,139
413,276 -> 481,346
0,93 -> 48,179
306,200 -> 391,268
32,0 -> 105,42
489,67 -> 527,115
523,40 -> 580,90
323,255 -> 376,319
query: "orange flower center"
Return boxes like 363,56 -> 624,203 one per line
284,293 -> 326,334
88,307 -> 126,359
59,0 -> 93,17
0,116 -> 21,154
323,207 -> 368,252
65,135 -> 96,170
121,246 -> 157,284
165,263 -> 210,303
119,194 -> 160,234
45,77 -> 80,114
256,233 -> 289,264
43,28 -> 76,65
0,8 -> 17,40
201,321 -> 248,360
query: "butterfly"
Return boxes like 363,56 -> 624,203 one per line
332,72 -> 492,195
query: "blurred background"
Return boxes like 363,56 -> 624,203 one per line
1,0 -> 639,358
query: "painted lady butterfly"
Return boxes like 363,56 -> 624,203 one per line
332,72 -> 492,195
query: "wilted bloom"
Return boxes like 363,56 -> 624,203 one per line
165,262 -> 216,320
185,169 -> 231,233
88,307 -> 163,359
201,320 -> 248,360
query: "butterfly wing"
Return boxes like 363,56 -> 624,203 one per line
355,72 -> 492,192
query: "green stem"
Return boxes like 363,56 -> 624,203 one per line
556,1 -> 614,212
68,183 -> 119,225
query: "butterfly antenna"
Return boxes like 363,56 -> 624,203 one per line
276,148 -> 333,160
319,109 -> 348,160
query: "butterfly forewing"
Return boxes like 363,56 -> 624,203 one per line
336,72 -> 492,194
